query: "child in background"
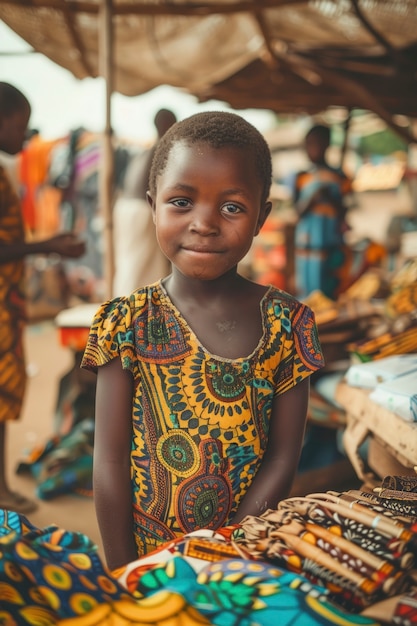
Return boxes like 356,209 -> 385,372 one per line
82,111 -> 324,571
293,124 -> 353,300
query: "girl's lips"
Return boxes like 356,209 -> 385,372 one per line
183,247 -> 221,254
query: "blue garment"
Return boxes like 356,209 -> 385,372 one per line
293,164 -> 352,299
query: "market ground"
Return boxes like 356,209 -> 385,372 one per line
6,188 -> 415,564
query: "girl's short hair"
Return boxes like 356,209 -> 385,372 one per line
149,110 -> 272,203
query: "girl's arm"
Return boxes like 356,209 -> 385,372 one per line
94,357 -> 138,572
232,377 -> 310,523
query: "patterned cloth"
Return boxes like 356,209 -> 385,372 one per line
0,165 -> 27,422
81,281 -> 324,556
376,475 -> 417,517
236,492 -> 417,612
16,418 -> 94,500
294,164 -> 352,300
0,509 -> 133,624
0,510 -> 380,626
118,530 -> 380,626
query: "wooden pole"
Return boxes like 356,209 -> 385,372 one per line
99,0 -> 114,300
340,108 -> 352,171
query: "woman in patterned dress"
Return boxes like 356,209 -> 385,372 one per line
82,111 -> 325,572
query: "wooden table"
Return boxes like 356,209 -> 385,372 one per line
335,382 -> 417,481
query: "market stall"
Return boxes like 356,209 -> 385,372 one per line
1,4 -> 417,623
337,360 -> 417,483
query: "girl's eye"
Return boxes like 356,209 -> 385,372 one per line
222,203 -> 242,214
172,198 -> 190,208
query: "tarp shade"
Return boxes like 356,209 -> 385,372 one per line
1,0 -> 416,141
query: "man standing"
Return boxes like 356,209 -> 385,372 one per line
0,82 -> 85,513
113,109 -> 177,296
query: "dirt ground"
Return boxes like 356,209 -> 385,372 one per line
7,321 -> 103,555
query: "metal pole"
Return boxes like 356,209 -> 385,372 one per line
99,0 -> 114,300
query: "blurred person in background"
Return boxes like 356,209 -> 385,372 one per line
113,108 -> 177,296
0,81 -> 85,513
293,124 -> 353,300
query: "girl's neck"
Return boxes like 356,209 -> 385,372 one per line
161,270 -> 268,360
163,268 -> 246,303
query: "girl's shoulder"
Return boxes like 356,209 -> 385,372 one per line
262,286 -> 309,313
260,286 -> 324,372
262,286 -> 318,332
90,282 -> 162,328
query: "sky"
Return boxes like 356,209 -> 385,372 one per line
0,20 -> 276,145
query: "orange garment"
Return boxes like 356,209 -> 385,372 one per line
35,186 -> 62,237
18,135 -> 61,233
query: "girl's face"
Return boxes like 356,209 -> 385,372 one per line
148,140 -> 271,281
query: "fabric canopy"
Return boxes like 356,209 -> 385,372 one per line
1,1 -> 416,141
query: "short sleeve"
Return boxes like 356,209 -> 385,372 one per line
293,303 -> 325,374
274,300 -> 325,395
81,296 -> 136,373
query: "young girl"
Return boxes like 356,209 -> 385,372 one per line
82,111 -> 324,571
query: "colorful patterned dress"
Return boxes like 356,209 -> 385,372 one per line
81,281 -> 324,556
0,165 -> 27,422
293,164 -> 353,300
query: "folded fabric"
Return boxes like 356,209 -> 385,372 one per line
0,510 -> 380,626
16,418 -> 94,498
236,491 -> 417,612
369,371 -> 417,422
374,474 -> 417,516
345,354 -> 417,389
0,508 -> 130,624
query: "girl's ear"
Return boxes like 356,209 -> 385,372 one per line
255,201 -> 272,236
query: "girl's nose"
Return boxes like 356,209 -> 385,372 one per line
189,206 -> 219,235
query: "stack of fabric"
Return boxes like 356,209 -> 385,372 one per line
2,479 -> 417,625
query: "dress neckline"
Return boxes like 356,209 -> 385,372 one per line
155,279 -> 274,363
